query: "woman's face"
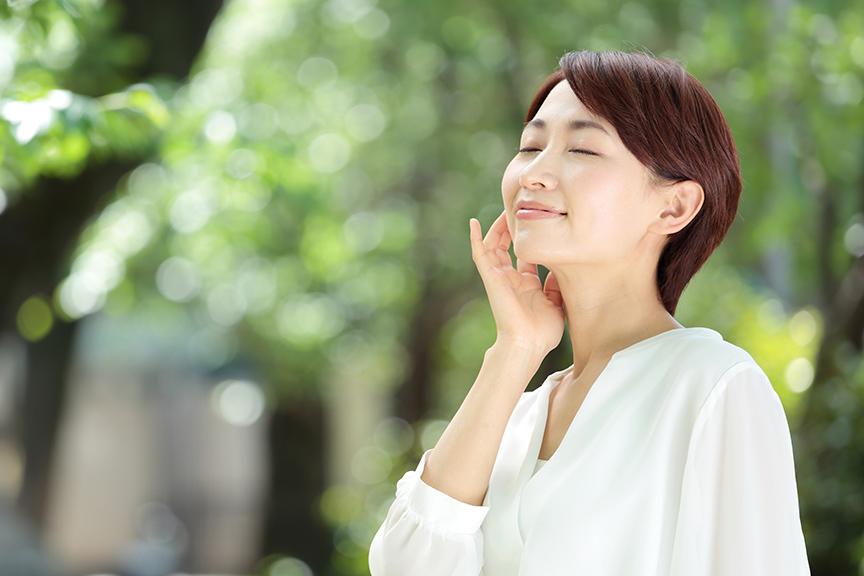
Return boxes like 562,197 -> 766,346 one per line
501,81 -> 666,271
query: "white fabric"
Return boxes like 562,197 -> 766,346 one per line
369,327 -> 810,576
532,459 -> 547,476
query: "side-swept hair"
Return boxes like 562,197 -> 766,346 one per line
526,51 -> 741,315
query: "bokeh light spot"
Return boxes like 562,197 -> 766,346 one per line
238,102 -> 279,141
278,294 -> 345,346
851,36 -> 864,68
211,380 -> 265,427
843,222 -> 864,257
204,110 -> 237,143
189,68 -> 243,109
58,273 -> 108,319
135,502 -> 184,545
279,105 -> 315,134
156,257 -> 201,302
353,8 -> 390,39
47,89 -> 72,110
785,357 -> 815,393
73,250 -> 124,291
404,42 -> 445,79
17,296 -> 53,342
170,187 -> 215,233
297,57 -> 338,89
105,209 -> 154,256
373,418 -> 415,457
345,104 -> 387,142
320,0 -> 375,28
419,419 -> 448,451
789,309 -> 818,346
127,163 -> 166,198
342,211 -> 384,253
2,99 -> 53,143
207,284 -> 247,326
0,440 -> 24,499
269,557 -> 314,576
477,35 -> 511,70
320,485 -> 363,524
225,148 -> 261,179
307,133 -> 351,173
351,446 -> 392,485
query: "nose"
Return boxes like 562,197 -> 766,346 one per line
518,154 -> 558,191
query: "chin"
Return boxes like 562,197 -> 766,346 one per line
513,237 -> 582,270
512,242 -> 550,267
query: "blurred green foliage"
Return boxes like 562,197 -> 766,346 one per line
0,0 -> 167,193
4,0 -> 864,573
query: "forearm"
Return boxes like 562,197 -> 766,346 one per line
420,340 -> 544,506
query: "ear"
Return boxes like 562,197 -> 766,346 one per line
649,180 -> 704,237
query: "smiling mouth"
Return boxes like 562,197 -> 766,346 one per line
518,208 -> 567,214
516,208 -> 567,219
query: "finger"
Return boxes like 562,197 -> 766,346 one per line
469,218 -> 486,263
484,211 -> 510,251
516,258 -> 538,277
544,271 -> 564,308
484,213 -> 513,269
470,218 -> 503,280
499,222 -> 512,247
493,227 -> 515,269
469,217 -> 482,242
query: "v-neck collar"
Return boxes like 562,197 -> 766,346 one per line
532,326 -> 721,471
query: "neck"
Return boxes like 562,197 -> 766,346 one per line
549,261 -> 681,377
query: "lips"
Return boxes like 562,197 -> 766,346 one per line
515,200 -> 567,218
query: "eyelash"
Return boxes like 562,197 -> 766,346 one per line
517,147 -> 597,156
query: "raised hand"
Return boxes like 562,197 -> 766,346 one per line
469,211 -> 565,357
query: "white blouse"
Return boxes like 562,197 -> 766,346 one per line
369,327 -> 811,575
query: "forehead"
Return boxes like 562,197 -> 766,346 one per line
525,81 -> 613,135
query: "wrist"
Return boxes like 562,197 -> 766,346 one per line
477,341 -> 545,396
486,338 -> 547,367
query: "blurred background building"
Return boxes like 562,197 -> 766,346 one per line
1,0 -> 863,574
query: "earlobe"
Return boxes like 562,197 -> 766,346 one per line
651,180 -> 704,236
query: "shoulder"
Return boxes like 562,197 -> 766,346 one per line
665,326 -> 755,365
666,329 -> 785,428
650,326 -> 763,385
620,327 -> 776,420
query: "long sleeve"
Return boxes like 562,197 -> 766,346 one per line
368,450 -> 490,576
669,362 -> 811,575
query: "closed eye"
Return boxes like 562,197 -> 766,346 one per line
517,147 -> 598,156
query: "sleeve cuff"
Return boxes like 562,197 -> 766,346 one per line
405,450 -> 490,534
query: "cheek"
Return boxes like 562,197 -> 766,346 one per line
501,159 -> 521,202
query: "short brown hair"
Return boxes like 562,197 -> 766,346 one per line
526,51 -> 741,315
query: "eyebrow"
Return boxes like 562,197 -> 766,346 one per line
523,118 -> 610,135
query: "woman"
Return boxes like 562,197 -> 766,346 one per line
369,50 -> 810,575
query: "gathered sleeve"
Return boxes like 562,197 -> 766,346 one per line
670,362 -> 811,575
368,450 -> 489,576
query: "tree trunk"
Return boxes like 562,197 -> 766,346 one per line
16,321 -> 78,527
397,288 -> 450,423
260,400 -> 332,574
1,164 -> 136,524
